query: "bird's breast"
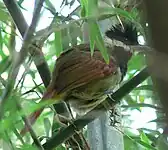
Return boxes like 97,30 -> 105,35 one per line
68,67 -> 122,115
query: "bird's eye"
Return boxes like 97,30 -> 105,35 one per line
124,38 -> 128,41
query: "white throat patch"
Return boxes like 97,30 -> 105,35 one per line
104,36 -> 131,52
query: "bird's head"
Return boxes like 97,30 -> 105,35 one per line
104,22 -> 139,80
105,23 -> 138,45
104,22 -> 138,61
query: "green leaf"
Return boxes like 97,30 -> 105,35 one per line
98,7 -> 138,23
157,134 -> 168,150
149,117 -> 167,123
56,145 -> 66,150
135,85 -> 153,91
88,21 -> 109,63
18,0 -> 24,4
123,95 -> 141,111
80,0 -> 88,17
44,118 -> 51,137
136,140 -> 157,150
128,54 -> 145,71
16,144 -> 38,150
45,0 -> 56,14
139,95 -> 145,103
87,0 -> 98,16
70,0 -> 76,7
124,135 -> 157,150
0,49 -> 6,59
0,2 -> 11,23
138,128 -> 160,136
86,0 -> 108,61
55,31 -> 63,57
140,131 -> 151,145
68,25 -> 79,46
124,135 -> 142,150
94,31 -> 109,63
88,22 -> 95,56
0,30 -> 3,50
122,103 -> 162,110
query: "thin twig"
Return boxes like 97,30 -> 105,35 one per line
78,132 -> 90,150
0,28 -> 21,40
1,0 -> 45,149
12,127 -> 25,145
15,57 -> 32,90
22,83 -> 43,96
0,0 -> 44,103
3,0 -> 28,37
34,13 -> 117,45
62,5 -> 80,22
66,104 -> 90,149
0,76 -> 6,87
0,0 -> 45,117
121,103 -> 162,110
4,130 -> 15,150
3,0 -> 51,88
16,99 -> 44,150
35,4 -> 80,45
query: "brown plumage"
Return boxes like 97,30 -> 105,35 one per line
20,23 -> 138,135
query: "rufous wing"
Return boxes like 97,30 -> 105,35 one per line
52,44 -> 118,94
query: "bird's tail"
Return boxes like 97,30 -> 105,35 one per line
20,85 -> 59,136
20,108 -> 44,135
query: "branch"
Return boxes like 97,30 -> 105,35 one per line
34,5 -> 80,45
42,67 -> 149,150
16,99 -> 44,150
3,0 -> 28,37
121,103 -> 162,111
1,0 -> 45,148
3,0 -> 51,87
144,0 -> 168,125
0,0 -> 44,112
0,76 -> 6,87
2,1 -> 83,149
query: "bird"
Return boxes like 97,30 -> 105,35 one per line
20,22 -> 138,135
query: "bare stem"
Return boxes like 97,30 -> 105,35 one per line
1,0 -> 45,148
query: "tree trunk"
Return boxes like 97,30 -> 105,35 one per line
88,111 -> 124,150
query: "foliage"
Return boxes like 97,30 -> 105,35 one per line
0,0 -> 167,150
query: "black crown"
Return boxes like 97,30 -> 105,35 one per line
105,23 -> 138,45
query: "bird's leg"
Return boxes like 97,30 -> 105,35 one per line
55,113 -> 90,150
55,113 -> 80,133
52,102 -> 74,129
55,114 -> 72,128
102,93 -> 117,111
109,107 -> 120,127
52,104 -> 90,150
102,94 -> 121,127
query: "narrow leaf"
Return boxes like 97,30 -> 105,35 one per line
135,85 -> 153,91
80,0 -> 88,17
88,21 -> 109,63
88,22 -> 95,56
45,0 -> 56,14
87,0 -> 98,16
136,140 -> 157,150
140,131 -> 151,145
44,118 -> 51,137
54,31 -> 63,57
